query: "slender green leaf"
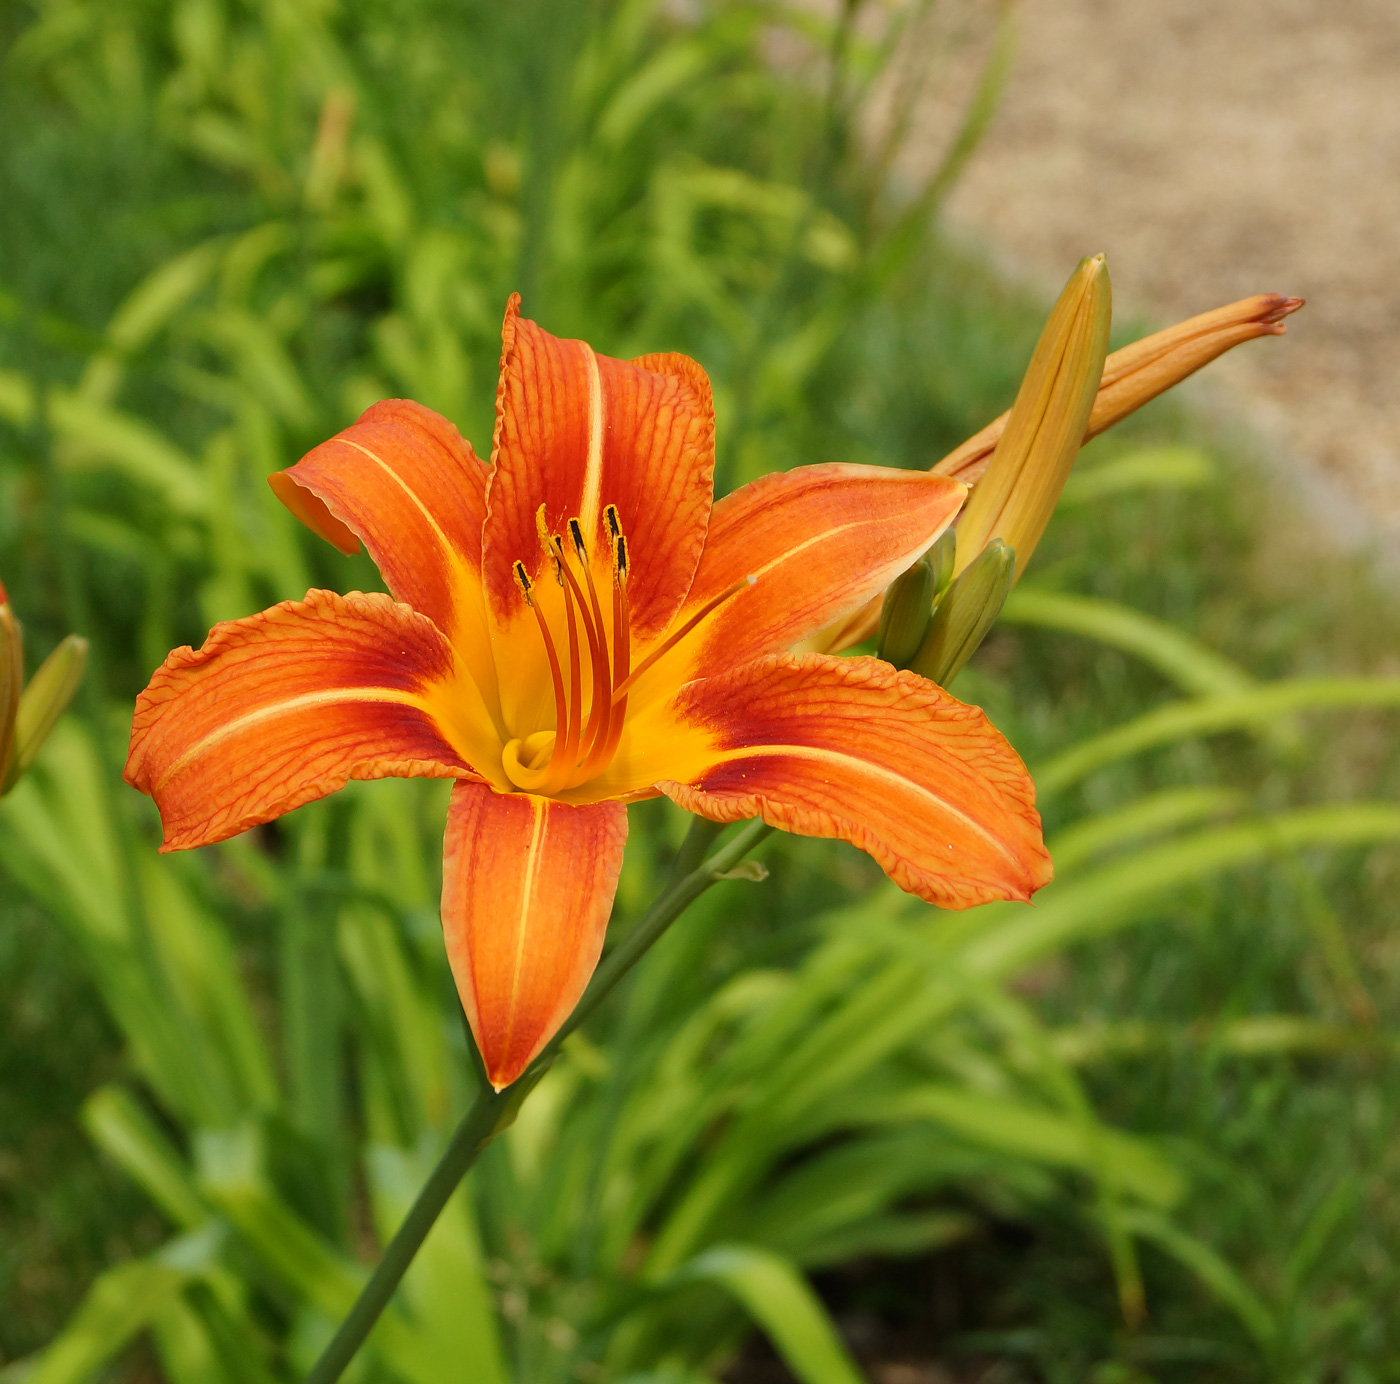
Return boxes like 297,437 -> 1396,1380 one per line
672,1245 -> 867,1384
1036,679 -> 1400,799
1122,1209 -> 1275,1347
960,804 -> 1400,978
1002,587 -> 1253,698
1058,446 -> 1215,505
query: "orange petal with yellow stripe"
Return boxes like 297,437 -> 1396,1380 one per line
125,590 -> 482,851
658,653 -> 1051,908
270,400 -> 492,673
482,297 -> 714,642
633,464 -> 965,696
441,782 -> 627,1088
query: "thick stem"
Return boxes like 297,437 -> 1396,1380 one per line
305,815 -> 774,1384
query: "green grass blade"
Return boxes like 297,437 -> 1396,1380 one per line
1047,786 -> 1245,873
1121,1209 -> 1276,1348
960,804 -> 1400,979
1001,587 -> 1254,698
1035,679 -> 1400,799
1057,446 -> 1216,505
82,1085 -> 208,1230
865,1085 -> 1183,1208
673,1245 -> 867,1384
20,1260 -> 184,1384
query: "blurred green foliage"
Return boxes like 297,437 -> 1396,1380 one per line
2,1 -> 1400,1382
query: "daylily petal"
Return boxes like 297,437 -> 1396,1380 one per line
125,590 -> 489,851
441,782 -> 627,1089
653,652 -> 1051,908
629,464 -> 965,702
270,400 -> 497,704
482,296 -> 714,643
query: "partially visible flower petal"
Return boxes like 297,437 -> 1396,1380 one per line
629,464 -> 965,701
441,782 -> 627,1089
270,401 -> 495,696
483,297 -> 714,644
656,652 -> 1051,908
126,590 -> 493,851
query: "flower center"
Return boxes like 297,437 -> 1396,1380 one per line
501,503 -> 757,798
501,504 -> 632,795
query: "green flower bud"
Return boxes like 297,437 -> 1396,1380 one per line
909,540 -> 1016,686
4,634 -> 89,794
876,528 -> 956,670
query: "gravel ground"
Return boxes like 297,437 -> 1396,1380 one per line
939,0 -> 1400,554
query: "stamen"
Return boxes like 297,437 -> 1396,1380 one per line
510,507 -> 644,792
612,573 -> 756,702
509,576 -> 569,793
541,550 -> 584,795
590,541 -> 631,771
560,525 -> 613,776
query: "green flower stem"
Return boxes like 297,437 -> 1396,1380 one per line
305,815 -> 775,1384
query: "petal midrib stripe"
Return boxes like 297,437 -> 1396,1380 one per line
152,687 -> 429,793
500,797 -> 547,1062
342,438 -> 481,611
706,741 -> 1026,869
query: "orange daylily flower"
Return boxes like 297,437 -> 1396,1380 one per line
126,296 -> 1052,1089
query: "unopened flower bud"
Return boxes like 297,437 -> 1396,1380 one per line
953,255 -> 1111,580
0,583 -> 20,791
935,292 -> 1303,487
877,529 -> 956,669
909,540 -> 1016,686
820,285 -> 1302,658
3,632 -> 88,795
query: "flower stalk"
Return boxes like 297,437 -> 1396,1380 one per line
305,815 -> 772,1384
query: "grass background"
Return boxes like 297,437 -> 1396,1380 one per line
1,1 -> 1398,1380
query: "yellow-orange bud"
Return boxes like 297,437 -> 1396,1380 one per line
812,283 -> 1303,657
952,254 -> 1111,580
935,292 -> 1304,488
